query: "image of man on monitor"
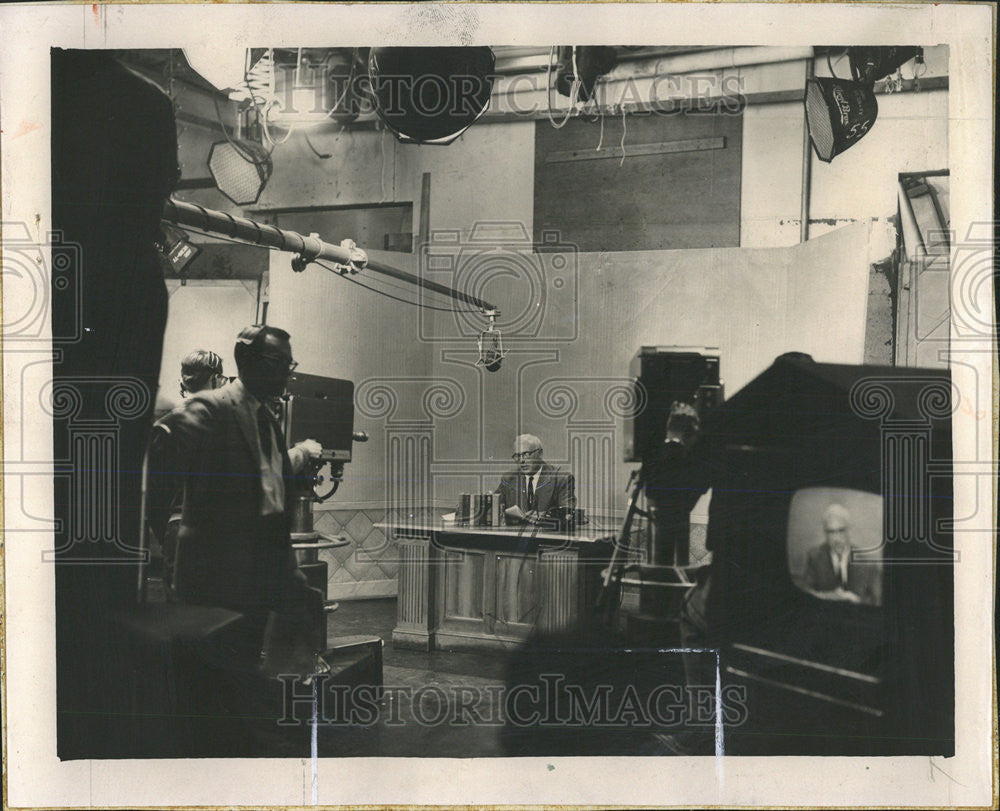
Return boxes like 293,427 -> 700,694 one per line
803,503 -> 880,605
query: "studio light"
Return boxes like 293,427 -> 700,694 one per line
367,47 -> 495,145
155,224 -> 201,276
805,46 -> 922,163
847,46 -> 922,84
804,77 -> 878,163
207,140 -> 273,206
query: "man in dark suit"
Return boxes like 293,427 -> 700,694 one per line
148,350 -> 227,595
803,503 -> 880,605
167,325 -> 324,658
495,434 -> 576,523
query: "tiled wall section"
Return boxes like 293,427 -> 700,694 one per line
313,507 -> 397,600
311,506 -> 711,603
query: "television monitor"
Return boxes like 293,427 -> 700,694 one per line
697,355 -> 953,756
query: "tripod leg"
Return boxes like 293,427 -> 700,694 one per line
596,478 -> 645,622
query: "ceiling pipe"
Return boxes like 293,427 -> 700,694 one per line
162,198 -> 497,311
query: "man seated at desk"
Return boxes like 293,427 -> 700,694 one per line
496,434 -> 576,524
803,503 -> 880,606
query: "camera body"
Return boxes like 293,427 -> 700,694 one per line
622,346 -> 722,464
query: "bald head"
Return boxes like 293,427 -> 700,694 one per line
823,503 -> 851,552
513,434 -> 544,475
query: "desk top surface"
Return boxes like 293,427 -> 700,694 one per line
375,518 -> 617,545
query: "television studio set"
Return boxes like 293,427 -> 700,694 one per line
41,41 -> 960,764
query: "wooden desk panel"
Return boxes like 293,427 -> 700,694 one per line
379,520 -> 614,651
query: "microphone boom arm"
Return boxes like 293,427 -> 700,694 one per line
162,198 -> 498,312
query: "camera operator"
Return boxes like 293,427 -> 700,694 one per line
644,402 -> 706,566
148,350 -> 227,594
168,325 -> 324,668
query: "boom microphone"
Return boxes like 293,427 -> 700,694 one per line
476,309 -> 506,372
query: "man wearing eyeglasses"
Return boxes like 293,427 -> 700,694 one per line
168,324 -> 323,666
495,434 -> 576,524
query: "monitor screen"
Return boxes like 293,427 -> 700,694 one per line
787,487 -> 883,607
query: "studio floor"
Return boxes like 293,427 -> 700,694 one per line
310,597 -> 692,758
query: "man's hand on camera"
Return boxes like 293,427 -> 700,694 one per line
289,438 -> 324,474
297,439 -> 323,461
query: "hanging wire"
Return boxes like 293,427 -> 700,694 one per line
379,126 -> 387,200
173,223 -> 283,251
826,49 -> 849,79
545,45 -> 580,129
304,134 -> 331,159
170,223 -> 478,313
211,93 -> 272,165
262,99 -> 296,146
326,47 -> 358,119
243,49 -> 277,157
315,260 -> 479,313
619,106 -> 628,167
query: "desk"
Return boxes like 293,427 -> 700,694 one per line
377,517 -> 615,651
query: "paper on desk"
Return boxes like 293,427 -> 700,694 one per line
504,505 -> 526,523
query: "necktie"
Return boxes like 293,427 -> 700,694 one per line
257,404 -> 274,456
834,551 -> 848,588
527,475 -> 534,510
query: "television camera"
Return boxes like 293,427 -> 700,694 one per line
280,372 -> 369,627
598,347 -> 723,640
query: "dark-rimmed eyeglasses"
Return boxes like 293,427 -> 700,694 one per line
256,353 -> 298,371
512,449 -> 542,460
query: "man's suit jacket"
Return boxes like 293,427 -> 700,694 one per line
496,462 -> 576,514
166,379 -> 298,614
803,542 -> 880,605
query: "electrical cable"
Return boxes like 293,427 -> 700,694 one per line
316,256 -> 453,300
171,223 -> 479,313
545,46 -> 579,129
619,106 -> 628,167
241,49 -> 277,157
379,127 -> 387,201
211,93 -> 269,165
173,223 -> 283,251
304,134 -> 332,159
314,260 -> 480,313
325,47 -> 358,119
263,99 -> 296,146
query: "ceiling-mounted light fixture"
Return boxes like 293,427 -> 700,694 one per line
805,46 -> 922,163
804,76 -> 878,163
207,140 -> 272,205
367,47 -> 496,145
270,48 -> 360,127
847,46 -> 922,84
155,224 -> 201,277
